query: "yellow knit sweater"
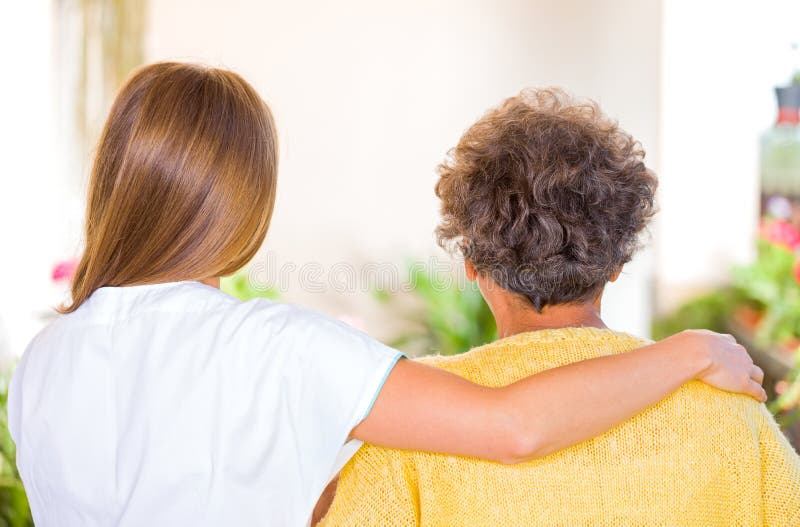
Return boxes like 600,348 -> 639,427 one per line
320,328 -> 800,527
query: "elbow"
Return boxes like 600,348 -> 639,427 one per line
494,415 -> 551,465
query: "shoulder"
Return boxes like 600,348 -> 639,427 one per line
413,343 -> 506,376
320,442 -> 418,526
146,283 -> 369,346
642,378 -> 767,440
238,299 -> 391,355
340,443 -> 417,496
212,289 -> 366,340
344,442 -> 412,475
664,375 -> 761,414
414,328 -> 650,385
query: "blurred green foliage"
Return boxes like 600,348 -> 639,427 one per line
221,272 -> 280,302
732,241 -> 800,346
0,369 -> 32,527
735,241 -> 800,423
653,241 -> 800,348
653,238 -> 800,425
652,289 -> 739,341
375,264 -> 497,356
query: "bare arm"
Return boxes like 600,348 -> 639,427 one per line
352,330 -> 765,464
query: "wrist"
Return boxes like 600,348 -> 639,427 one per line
678,332 -> 714,381
663,331 -> 713,382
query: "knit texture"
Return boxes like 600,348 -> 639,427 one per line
320,327 -> 800,526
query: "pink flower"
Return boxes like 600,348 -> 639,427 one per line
760,220 -> 800,251
51,259 -> 78,284
794,259 -> 800,286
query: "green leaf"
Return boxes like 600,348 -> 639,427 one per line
220,271 -> 281,302
375,262 -> 497,356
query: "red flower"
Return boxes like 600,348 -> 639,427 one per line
51,259 -> 78,284
760,220 -> 800,251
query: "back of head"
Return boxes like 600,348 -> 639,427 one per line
63,62 -> 278,313
435,88 -> 657,311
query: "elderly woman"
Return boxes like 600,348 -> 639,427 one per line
319,88 -> 800,526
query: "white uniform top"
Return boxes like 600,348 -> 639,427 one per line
8,281 -> 402,527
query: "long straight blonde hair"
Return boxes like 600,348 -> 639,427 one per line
62,62 -> 278,313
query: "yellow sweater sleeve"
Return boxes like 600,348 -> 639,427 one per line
757,405 -> 800,526
319,444 -> 419,527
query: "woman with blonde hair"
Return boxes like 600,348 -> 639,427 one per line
8,63 -> 764,527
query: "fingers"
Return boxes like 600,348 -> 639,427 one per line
685,328 -> 716,337
729,343 -> 755,370
741,348 -> 766,401
730,342 -> 751,358
746,380 -> 768,403
695,329 -> 741,348
750,364 -> 765,385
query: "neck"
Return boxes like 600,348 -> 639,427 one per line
493,300 -> 606,339
200,276 -> 221,289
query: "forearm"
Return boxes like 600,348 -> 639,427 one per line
497,339 -> 704,461
353,330 -> 762,464
352,346 -> 701,463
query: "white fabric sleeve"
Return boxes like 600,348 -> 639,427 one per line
275,306 -> 403,515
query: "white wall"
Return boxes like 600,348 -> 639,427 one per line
0,0 -> 665,358
146,0 -> 661,338
657,0 -> 800,312
0,1 -> 73,359
6,1 -> 797,355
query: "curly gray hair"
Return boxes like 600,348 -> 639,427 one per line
435,88 -> 657,311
